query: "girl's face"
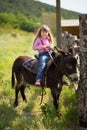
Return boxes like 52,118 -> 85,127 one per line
41,30 -> 49,39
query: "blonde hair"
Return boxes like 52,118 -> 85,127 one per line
33,24 -> 54,44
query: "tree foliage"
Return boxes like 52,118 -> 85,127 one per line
0,0 -> 80,19
0,13 -> 41,32
41,12 -> 56,35
0,0 -> 80,32
61,8 -> 80,19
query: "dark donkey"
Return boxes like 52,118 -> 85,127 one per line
11,49 -> 78,116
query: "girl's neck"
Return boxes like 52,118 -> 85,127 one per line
41,37 -> 47,40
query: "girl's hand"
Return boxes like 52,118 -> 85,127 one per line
41,45 -> 46,49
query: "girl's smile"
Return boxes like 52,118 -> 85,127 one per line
41,30 -> 48,39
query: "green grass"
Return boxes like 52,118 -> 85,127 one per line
0,26 -> 79,130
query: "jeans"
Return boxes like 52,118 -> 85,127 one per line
36,51 -> 50,81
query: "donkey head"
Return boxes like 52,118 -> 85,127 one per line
62,55 -> 79,82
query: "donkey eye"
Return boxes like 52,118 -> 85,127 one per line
66,64 -> 72,69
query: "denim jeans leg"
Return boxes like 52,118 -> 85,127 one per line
36,52 -> 50,81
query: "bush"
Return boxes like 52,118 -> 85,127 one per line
0,13 -> 41,32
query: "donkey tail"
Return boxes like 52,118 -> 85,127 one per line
11,67 -> 15,88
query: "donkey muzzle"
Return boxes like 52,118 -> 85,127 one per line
69,73 -> 79,82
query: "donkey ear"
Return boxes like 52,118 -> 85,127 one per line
60,51 -> 70,57
54,46 -> 70,56
51,51 -> 56,57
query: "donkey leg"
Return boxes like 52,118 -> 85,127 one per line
56,90 -> 62,117
20,85 -> 27,103
51,88 -> 59,110
51,87 -> 62,117
14,86 -> 20,107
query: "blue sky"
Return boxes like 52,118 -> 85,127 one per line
35,0 -> 87,13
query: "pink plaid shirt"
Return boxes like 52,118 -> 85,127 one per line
32,37 -> 51,53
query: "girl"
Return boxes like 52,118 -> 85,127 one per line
32,24 -> 54,86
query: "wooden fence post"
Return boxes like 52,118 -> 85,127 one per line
56,0 -> 62,48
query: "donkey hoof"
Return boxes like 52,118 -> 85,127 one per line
57,112 -> 62,118
13,102 -> 18,107
24,99 -> 27,103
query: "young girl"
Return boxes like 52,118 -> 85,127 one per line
32,24 -> 54,86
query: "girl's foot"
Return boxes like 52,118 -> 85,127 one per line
35,80 -> 41,86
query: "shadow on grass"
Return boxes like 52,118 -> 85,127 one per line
0,102 -> 19,130
40,103 -> 65,130
62,103 -> 79,130
6,86 -> 80,130
40,103 -> 80,130
10,87 -> 43,130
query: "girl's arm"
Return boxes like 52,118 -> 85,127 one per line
32,38 -> 42,50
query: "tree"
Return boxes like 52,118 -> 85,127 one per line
41,12 -> 56,35
77,14 -> 87,128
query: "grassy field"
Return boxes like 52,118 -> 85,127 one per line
0,26 -> 80,130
